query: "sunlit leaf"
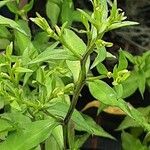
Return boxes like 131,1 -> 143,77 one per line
46,1 -> 60,25
0,15 -> 27,35
28,48 -> 77,64
122,132 -> 148,150
0,119 -> 59,150
62,29 -> 86,56
108,21 -> 139,31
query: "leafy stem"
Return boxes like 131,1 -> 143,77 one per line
63,41 -> 97,149
64,43 -> 96,124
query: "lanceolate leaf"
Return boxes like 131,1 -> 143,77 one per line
14,20 -> 31,55
47,101 -> 116,137
0,118 -> 13,133
45,136 -> 60,150
121,132 -> 148,150
117,50 -> 128,71
13,67 -> 33,73
76,114 -> 114,139
66,60 -> 81,83
47,102 -> 91,133
73,134 -> 90,149
122,72 -> 138,98
51,125 -> 64,150
0,39 -> 10,50
107,21 -> 139,31
96,62 -> 108,75
88,80 -> 118,106
0,25 -> 11,39
117,106 -> 150,131
0,15 -> 27,35
46,0 -> 60,25
91,46 -> 106,69
62,29 -> 86,56
28,48 -> 78,64
88,80 -> 130,114
138,70 -> 146,98
0,0 -> 12,8
0,119 -> 59,150
100,0 -> 108,21
88,80 -> 150,131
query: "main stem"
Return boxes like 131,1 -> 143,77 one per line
63,43 -> 96,149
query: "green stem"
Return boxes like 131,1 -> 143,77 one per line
43,110 -> 61,121
86,75 -> 107,81
63,124 -> 68,150
63,42 -> 96,149
64,44 -> 96,124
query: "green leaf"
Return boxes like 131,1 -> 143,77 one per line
46,1 -> 60,25
114,84 -> 123,99
0,118 -> 13,133
32,32 -> 50,52
121,132 -> 148,150
0,119 -> 59,150
0,25 -> 11,39
0,15 -> 27,35
91,46 -> 106,69
117,50 -> 128,71
29,48 -> 77,64
88,80 -> 131,116
23,0 -> 34,12
88,80 -> 118,106
44,124 -> 64,150
14,67 -> 33,73
6,42 -> 13,57
117,106 -> 150,131
78,9 -> 96,27
45,136 -> 60,150
100,0 -> 108,21
47,101 -> 91,133
0,111 -> 31,129
122,72 -> 138,98
6,1 -> 18,14
106,52 -> 116,59
61,0 -> 74,26
122,51 -> 135,64
66,60 -> 80,83
96,63 -> 108,75
76,114 -> 114,139
117,116 -> 139,131
138,71 -> 146,98
0,98 -> 4,109
32,145 -> 41,150
0,131 -> 8,141
72,11 -> 82,22
108,21 -> 139,31
10,101 -> 21,111
62,29 -> 86,56
87,80 -> 150,130
0,0 -> 12,8
0,38 -> 10,50
51,125 -> 64,149
14,19 -> 31,55
73,133 -> 90,149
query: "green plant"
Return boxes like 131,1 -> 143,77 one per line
0,0 -> 150,150
117,105 -> 150,150
122,50 -> 150,98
